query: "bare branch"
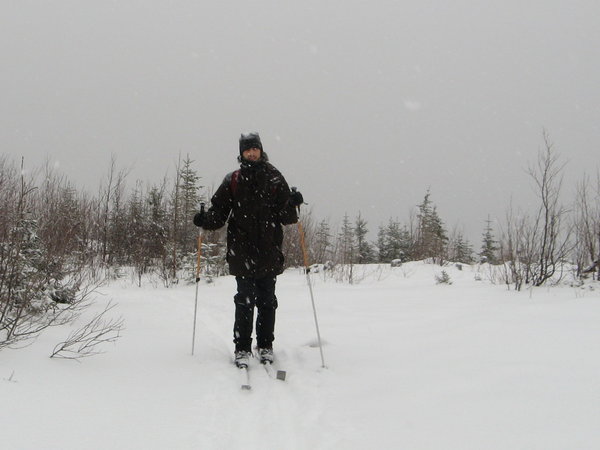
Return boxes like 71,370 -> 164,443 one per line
50,301 -> 124,360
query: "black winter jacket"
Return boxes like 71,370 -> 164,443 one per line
200,158 -> 298,278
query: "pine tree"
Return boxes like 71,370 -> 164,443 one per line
337,213 -> 356,283
146,184 -> 168,260
177,155 -> 203,254
376,224 -> 388,263
415,190 -> 448,264
11,217 -> 46,297
397,225 -> 413,261
376,219 -> 412,263
354,213 -> 374,263
314,219 -> 332,264
451,232 -> 474,264
338,214 -> 356,264
479,216 -> 499,264
389,220 -> 412,262
127,182 -> 150,285
167,155 -> 203,283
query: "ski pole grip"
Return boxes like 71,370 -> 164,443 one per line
196,202 -> 205,282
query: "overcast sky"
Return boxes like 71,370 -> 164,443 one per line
2,1 -> 599,242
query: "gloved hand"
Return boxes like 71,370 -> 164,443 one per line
289,188 -> 304,207
193,210 -> 205,227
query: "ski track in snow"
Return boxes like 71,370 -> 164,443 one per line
1,262 -> 600,449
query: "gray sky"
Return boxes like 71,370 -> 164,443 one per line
2,1 -> 599,243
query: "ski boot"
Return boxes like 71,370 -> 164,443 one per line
234,350 -> 251,368
257,348 -> 274,364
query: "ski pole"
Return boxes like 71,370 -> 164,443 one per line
293,189 -> 326,368
191,203 -> 205,356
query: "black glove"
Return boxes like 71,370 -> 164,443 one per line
289,188 -> 304,207
193,211 -> 205,227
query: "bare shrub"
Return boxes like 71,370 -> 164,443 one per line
498,132 -> 572,290
50,301 -> 124,360
573,172 -> 600,279
0,158 -> 102,350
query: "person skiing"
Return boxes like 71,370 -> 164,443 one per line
193,132 -> 303,368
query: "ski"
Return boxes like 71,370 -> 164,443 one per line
262,361 -> 287,381
238,365 -> 251,390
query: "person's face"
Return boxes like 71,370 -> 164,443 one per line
242,147 -> 261,161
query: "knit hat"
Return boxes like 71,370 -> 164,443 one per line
239,132 -> 263,156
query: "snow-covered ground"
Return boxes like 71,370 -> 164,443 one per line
2,262 -> 600,450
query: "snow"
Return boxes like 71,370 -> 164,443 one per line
2,262 -> 600,450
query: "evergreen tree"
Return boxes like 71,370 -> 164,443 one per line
479,216 -> 499,264
11,217 -> 46,298
390,220 -> 413,262
127,182 -> 150,285
177,155 -> 203,254
337,213 -> 356,283
397,225 -> 413,261
338,213 -> 356,265
376,219 -> 412,263
146,184 -> 168,260
354,213 -> 374,263
451,231 -> 474,264
376,224 -> 388,263
314,219 -> 332,264
415,190 -> 448,264
167,155 -> 203,282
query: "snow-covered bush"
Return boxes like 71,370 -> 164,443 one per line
0,159 -> 99,351
435,270 -> 452,285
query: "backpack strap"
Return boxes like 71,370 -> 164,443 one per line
230,169 -> 240,196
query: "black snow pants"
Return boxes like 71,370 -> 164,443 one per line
233,276 -> 278,352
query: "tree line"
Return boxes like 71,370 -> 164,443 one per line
2,134 -> 600,347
